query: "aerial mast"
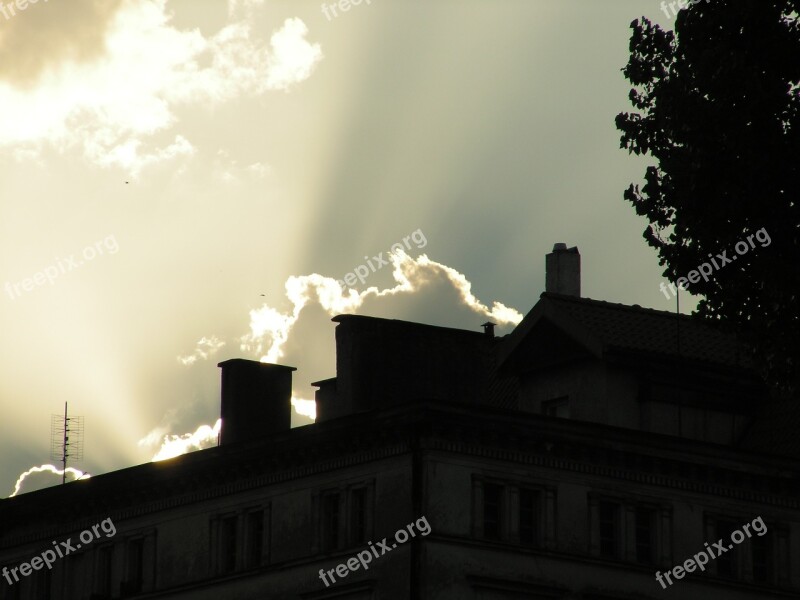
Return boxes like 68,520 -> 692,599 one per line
50,402 -> 84,484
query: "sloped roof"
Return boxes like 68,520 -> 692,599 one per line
498,292 -> 754,373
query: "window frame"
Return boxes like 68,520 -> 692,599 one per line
320,490 -> 342,552
349,486 -> 368,546
472,475 -> 555,548
93,543 -> 114,597
588,493 -> 670,566
634,505 -> 657,565
313,478 -> 376,555
211,502 -> 271,576
704,513 -> 784,585
244,508 -> 266,569
597,500 -> 620,559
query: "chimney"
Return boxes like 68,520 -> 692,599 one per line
546,243 -> 580,296
217,359 -> 295,446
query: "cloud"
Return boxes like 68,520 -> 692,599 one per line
178,335 -> 226,366
155,253 -> 523,462
141,419 -> 221,461
264,17 -> 323,91
0,0 -> 124,86
211,148 -> 271,184
292,396 -> 316,420
139,394 -> 313,461
85,133 -> 196,176
0,1 -> 323,175
163,252 -> 521,460
239,251 -> 523,364
228,0 -> 265,20
8,464 -> 90,498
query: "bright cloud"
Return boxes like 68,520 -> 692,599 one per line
139,392 -> 314,462
178,335 -> 226,366
163,253 -> 524,461
9,465 -> 90,498
239,251 -> 524,364
0,1 -> 322,175
265,18 -> 324,91
292,396 -> 317,420
143,419 -> 222,462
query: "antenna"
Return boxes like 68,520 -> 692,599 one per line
676,283 -> 681,356
50,402 -> 84,485
675,284 -> 683,436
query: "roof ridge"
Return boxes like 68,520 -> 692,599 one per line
540,292 -> 721,327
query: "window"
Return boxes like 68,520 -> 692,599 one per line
245,510 -> 264,568
212,506 -> 270,574
706,514 -> 786,585
121,539 -> 144,596
220,516 -> 238,574
95,545 -> 113,596
483,483 -> 503,541
350,488 -> 367,545
751,533 -> 772,583
542,396 -> 569,418
473,478 -> 555,547
598,501 -> 619,558
715,520 -> 737,578
590,496 -> 667,564
316,484 -> 373,553
518,489 -> 539,546
635,508 -> 655,564
321,492 -> 341,551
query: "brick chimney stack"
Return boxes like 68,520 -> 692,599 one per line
217,359 -> 295,445
546,243 -> 580,296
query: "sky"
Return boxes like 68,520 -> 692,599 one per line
0,0 -> 687,496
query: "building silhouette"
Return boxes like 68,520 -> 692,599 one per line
1,244 -> 797,599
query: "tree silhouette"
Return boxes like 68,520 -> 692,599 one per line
616,0 -> 800,392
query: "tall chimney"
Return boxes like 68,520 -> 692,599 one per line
546,243 -> 580,296
217,359 -> 295,446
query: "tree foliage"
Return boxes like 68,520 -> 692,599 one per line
617,0 -> 800,392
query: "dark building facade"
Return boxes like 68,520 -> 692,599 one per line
1,245 -> 798,599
